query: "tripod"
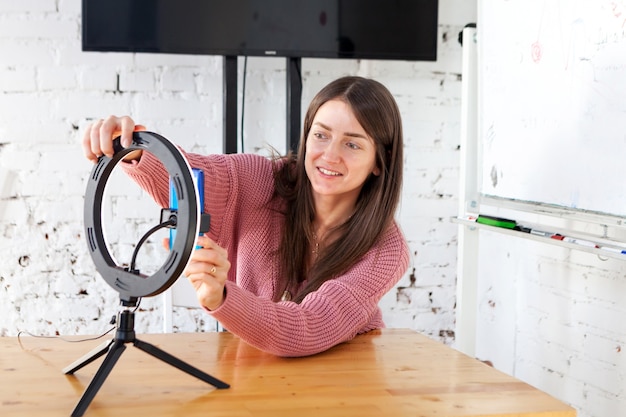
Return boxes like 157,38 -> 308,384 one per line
63,304 -> 229,417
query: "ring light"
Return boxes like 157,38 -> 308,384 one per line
66,134 -> 227,417
83,131 -> 200,304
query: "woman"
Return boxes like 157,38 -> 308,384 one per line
83,76 -> 410,357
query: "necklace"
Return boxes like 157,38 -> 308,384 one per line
312,233 -> 320,258
311,213 -> 353,258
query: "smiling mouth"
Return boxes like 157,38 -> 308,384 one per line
318,167 -> 342,176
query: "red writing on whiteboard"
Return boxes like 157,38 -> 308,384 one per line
531,41 -> 543,63
611,1 -> 626,27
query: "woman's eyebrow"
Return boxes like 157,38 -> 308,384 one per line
313,121 -> 368,139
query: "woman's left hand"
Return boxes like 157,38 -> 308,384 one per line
182,235 -> 231,310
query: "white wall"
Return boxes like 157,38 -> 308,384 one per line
8,1 -> 624,417
474,232 -> 626,417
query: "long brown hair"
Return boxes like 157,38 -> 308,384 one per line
273,76 -> 404,303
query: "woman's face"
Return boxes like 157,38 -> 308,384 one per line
304,99 -> 380,204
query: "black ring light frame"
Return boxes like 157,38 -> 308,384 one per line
65,131 -> 228,417
84,131 -> 199,305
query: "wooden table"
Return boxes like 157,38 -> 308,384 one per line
1,328 -> 575,416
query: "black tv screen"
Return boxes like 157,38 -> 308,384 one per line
82,0 -> 439,61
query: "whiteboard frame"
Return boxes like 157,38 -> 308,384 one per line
475,0 -> 626,223
455,14 -> 626,356
455,25 -> 479,356
472,0 -> 626,245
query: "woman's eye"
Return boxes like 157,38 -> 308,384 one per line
347,142 -> 360,150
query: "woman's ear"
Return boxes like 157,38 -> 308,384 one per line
372,166 -> 381,176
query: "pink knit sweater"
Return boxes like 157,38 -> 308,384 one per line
123,150 -> 410,357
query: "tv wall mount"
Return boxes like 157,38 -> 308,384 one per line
63,131 -> 229,417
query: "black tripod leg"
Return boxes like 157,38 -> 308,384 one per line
63,339 -> 114,375
134,338 -> 230,389
70,340 -> 127,417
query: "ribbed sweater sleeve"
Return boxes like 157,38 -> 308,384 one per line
121,149 -> 410,357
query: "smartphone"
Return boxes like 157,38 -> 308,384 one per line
169,168 -> 204,249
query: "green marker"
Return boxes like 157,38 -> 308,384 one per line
476,215 -> 517,229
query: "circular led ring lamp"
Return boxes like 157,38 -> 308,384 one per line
84,131 -> 199,304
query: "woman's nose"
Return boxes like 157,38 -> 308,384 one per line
321,139 -> 341,162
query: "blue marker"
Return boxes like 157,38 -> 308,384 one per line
599,246 -> 626,254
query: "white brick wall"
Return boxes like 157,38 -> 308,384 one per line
0,0 -> 471,338
474,231 -> 626,417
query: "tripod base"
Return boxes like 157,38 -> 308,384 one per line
63,309 -> 229,417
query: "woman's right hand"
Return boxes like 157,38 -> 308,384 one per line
82,115 -> 147,163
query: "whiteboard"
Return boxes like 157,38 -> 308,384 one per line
478,0 -> 626,218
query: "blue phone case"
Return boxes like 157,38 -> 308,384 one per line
169,168 -> 204,249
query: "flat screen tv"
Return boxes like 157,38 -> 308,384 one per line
82,0 -> 439,61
